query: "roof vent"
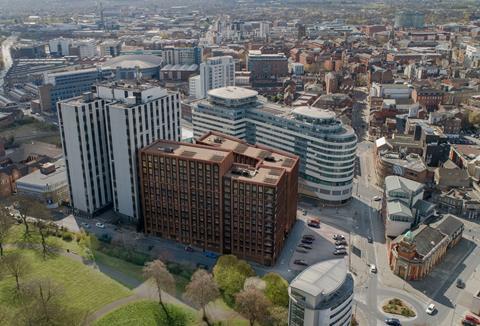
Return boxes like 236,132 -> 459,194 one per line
264,156 -> 276,162
159,147 -> 174,153
213,137 -> 223,144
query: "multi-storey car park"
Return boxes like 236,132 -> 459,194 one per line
192,86 -> 357,204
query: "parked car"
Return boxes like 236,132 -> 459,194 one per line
308,221 -> 320,228
335,240 -> 347,246
333,249 -> 347,255
296,248 -> 308,253
463,320 -> 477,326
333,234 -> 345,240
301,238 -> 313,244
205,252 -> 219,259
367,236 -> 373,243
457,278 -> 466,289
298,244 -> 312,250
370,264 -> 377,273
184,246 -> 194,252
335,245 -> 346,250
81,222 -> 90,229
425,303 -> 436,315
385,318 -> 401,326
465,315 -> 480,324
95,222 -> 105,229
294,259 -> 308,266
302,234 -> 315,241
373,196 -> 381,201
302,210 -> 307,215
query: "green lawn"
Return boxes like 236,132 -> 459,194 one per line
93,250 -> 144,287
94,300 -> 196,326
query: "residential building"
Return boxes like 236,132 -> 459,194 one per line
192,56 -> 235,99
432,189 -> 480,219
48,37 -> 73,56
394,11 -> 425,29
246,50 -> 288,84
99,40 -> 122,57
388,215 -> 463,280
290,63 -> 304,75
192,86 -> 357,204
58,81 -> 180,219
383,176 -> 435,237
374,151 -> 429,187
288,259 -> 354,326
139,132 -> 299,265
189,75 -> 203,99
162,46 -> 203,65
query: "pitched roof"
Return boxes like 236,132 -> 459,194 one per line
411,225 -> 446,257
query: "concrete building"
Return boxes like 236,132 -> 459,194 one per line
48,37 -> 73,56
99,40 -> 123,57
394,11 -> 425,29
58,81 -> 180,219
162,46 -> 203,66
189,75 -> 203,99
246,50 -> 288,84
101,55 -> 163,80
290,63 -> 304,75
192,86 -> 357,204
388,215 -> 463,280
139,132 -> 299,265
383,176 -> 435,237
374,151 -> 429,187
288,259 -> 354,326
192,56 -> 235,99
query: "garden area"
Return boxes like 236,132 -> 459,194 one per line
382,298 -> 416,318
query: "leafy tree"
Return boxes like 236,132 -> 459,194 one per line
267,306 -> 288,326
235,287 -> 272,326
1,252 -> 30,290
143,259 -> 176,323
262,273 -> 289,307
213,255 -> 255,306
0,206 -> 14,256
184,269 -> 220,325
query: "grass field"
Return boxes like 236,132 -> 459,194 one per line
94,300 -> 196,326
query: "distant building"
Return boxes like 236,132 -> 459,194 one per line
290,62 -> 304,75
394,11 -> 425,29
48,37 -> 73,56
162,46 -> 203,66
11,41 -> 46,59
99,40 -> 122,57
288,259 -> 354,326
139,132 -> 299,266
246,50 -> 288,85
160,64 -> 198,82
388,215 -> 463,280
383,175 -> 435,237
190,56 -> 235,99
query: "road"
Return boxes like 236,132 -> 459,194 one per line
0,35 -> 15,93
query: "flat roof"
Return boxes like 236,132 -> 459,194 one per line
208,87 -> 258,100
290,259 -> 348,297
292,106 -> 336,120
141,141 -> 231,163
15,159 -> 66,188
224,164 -> 284,185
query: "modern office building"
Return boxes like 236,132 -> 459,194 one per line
192,86 -> 357,204
48,37 -> 74,56
58,81 -> 180,219
162,46 -> 203,66
246,50 -> 288,84
189,56 -> 235,99
139,131 -> 299,265
394,11 -> 425,29
288,259 -> 354,326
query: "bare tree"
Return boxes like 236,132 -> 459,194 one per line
17,278 -> 84,326
184,269 -> 220,325
235,287 -> 272,326
0,206 -> 14,256
143,259 -> 175,322
10,196 -> 50,238
1,252 -> 30,290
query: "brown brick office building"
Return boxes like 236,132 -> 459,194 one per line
139,132 -> 299,266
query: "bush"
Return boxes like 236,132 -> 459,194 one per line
62,232 -> 74,242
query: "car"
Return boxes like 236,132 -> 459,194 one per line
298,244 -> 312,250
81,222 -> 90,229
385,318 -> 401,326
463,320 -> 477,326
294,259 -> 308,266
333,250 -> 347,256
333,234 -> 345,240
367,236 -> 373,243
373,196 -> 381,201
457,278 -> 466,289
426,303 -> 436,315
302,234 -> 315,241
308,222 -> 320,228
205,252 -> 219,259
335,240 -> 347,246
196,263 -> 209,270
335,245 -> 346,250
370,264 -> 377,273
466,315 -> 480,324
302,210 -> 307,215
301,238 -> 313,244
95,222 -> 105,228
184,246 -> 194,252
296,248 -> 308,253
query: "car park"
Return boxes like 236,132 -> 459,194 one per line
294,259 -> 308,266
335,240 -> 347,246
298,244 -> 312,250
426,303 -> 436,315
95,222 -> 105,228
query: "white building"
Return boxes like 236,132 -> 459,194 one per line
189,75 -> 203,99
370,82 -> 412,99
99,40 -> 122,57
58,82 -> 181,219
48,37 -> 73,56
76,39 -> 98,58
162,46 -> 203,65
192,87 -> 357,204
197,56 -> 235,99
288,259 -> 354,326
291,62 -> 305,75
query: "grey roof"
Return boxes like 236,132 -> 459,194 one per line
411,225 -> 445,257
432,214 -> 464,237
413,199 -> 436,216
385,175 -> 424,194
387,201 -> 413,218
161,64 -> 198,71
102,55 -> 163,69
16,159 -> 67,189
289,259 -> 348,297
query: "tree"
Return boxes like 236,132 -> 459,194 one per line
1,252 -> 30,290
262,273 -> 289,307
16,278 -> 83,326
267,306 -> 288,326
9,196 -> 50,238
235,287 -> 272,326
213,255 -> 255,305
143,259 -> 176,323
0,206 -> 14,256
184,269 -> 220,325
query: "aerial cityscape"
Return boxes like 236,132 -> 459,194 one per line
1,0 -> 480,325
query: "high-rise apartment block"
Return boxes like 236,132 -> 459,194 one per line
189,56 -> 235,99
192,87 -> 357,204
58,81 -> 180,219
162,46 -> 203,66
139,131 -> 299,266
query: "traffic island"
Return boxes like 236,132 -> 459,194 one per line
382,298 -> 416,318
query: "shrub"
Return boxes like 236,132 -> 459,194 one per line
62,232 -> 73,242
